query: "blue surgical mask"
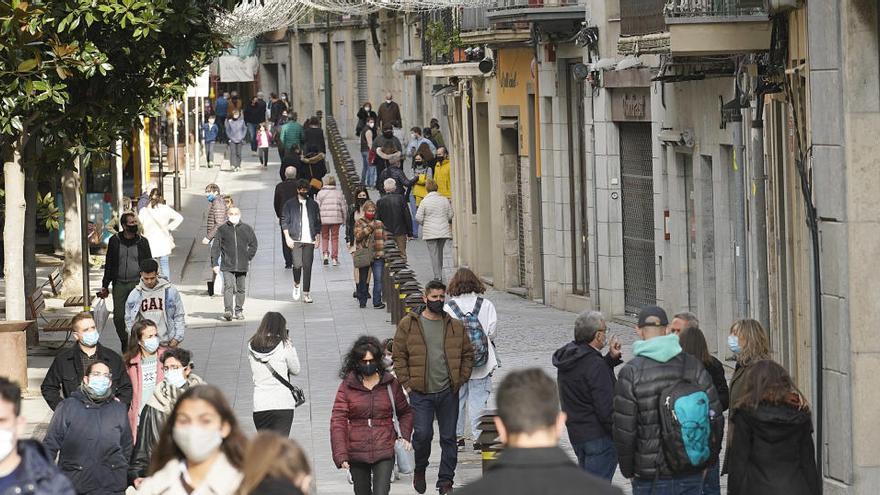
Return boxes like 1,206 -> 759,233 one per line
166,368 -> 187,388
142,336 -> 160,354
80,330 -> 99,347
206,193 -> 216,202
727,334 -> 741,355
87,376 -> 111,396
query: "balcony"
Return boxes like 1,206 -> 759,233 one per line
487,0 -> 585,26
618,0 -> 771,56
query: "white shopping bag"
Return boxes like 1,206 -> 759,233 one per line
93,298 -> 110,333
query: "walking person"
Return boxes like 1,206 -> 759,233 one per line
130,347 -> 204,485
282,179 -> 321,304
404,127 -> 436,158
376,178 -> 412,259
356,102 -> 377,137
612,306 -> 724,495
124,320 -> 166,440
445,268 -> 498,451
203,115 -> 219,168
353,200 -> 386,310
300,148 -> 327,197
225,109 -> 247,172
41,312 -> 133,411
248,312 -> 301,436
99,211 -> 153,353
237,432 -> 313,495
257,123 -> 272,168
346,187 -> 371,298
274,166 -> 299,269
138,189 -> 183,281
410,152 -> 433,237
44,361 -> 132,495
244,97 -> 264,152
124,258 -> 186,347
211,207 -> 258,321
278,112 -> 305,162
303,117 -> 327,155
552,310 -> 623,481
727,360 -> 819,495
360,116 -> 377,187
416,179 -> 453,282
371,124 -> 402,183
433,148 -> 452,200
202,183 -> 228,296
331,336 -> 413,495
392,281 -> 475,495
316,176 -> 346,266
215,92 -> 229,143
456,369 -> 622,495
269,93 -> 286,128
133,385 -> 246,495
430,119 -> 445,148
377,92 -> 402,140
375,147 -> 404,195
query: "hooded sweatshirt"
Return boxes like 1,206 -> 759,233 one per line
248,341 -> 301,412
124,278 -> 186,343
553,341 -> 622,443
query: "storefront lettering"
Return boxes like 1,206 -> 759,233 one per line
500,71 -> 518,89
623,93 -> 646,119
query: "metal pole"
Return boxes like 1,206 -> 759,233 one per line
750,96 -> 769,329
113,140 -> 124,218
172,101 -> 181,210
184,96 -> 191,189
732,117 -> 749,318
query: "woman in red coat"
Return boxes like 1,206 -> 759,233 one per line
331,336 -> 413,495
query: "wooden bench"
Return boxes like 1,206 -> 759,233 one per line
46,267 -> 63,296
27,288 -> 74,333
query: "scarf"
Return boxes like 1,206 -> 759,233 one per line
145,373 -> 205,414
79,383 -> 112,403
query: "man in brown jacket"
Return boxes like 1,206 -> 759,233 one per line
393,280 -> 474,495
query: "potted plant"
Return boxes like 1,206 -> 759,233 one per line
425,21 -> 463,63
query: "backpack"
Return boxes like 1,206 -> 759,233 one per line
447,297 -> 489,368
657,356 -> 717,473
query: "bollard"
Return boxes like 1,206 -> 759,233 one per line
475,409 -> 503,473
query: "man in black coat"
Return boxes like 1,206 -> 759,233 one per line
274,166 -> 299,268
99,211 -> 152,353
456,369 -> 622,495
40,312 -> 133,410
552,310 -> 622,481
376,178 -> 413,259
244,96 -> 265,152
211,206 -> 258,321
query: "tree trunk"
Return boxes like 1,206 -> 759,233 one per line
4,153 -> 27,320
61,166 -> 83,298
24,174 -> 38,345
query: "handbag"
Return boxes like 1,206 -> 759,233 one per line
368,147 -> 376,165
263,362 -> 306,407
352,228 -> 375,268
308,163 -> 323,190
387,384 -> 415,474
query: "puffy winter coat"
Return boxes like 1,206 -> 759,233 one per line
392,312 -> 474,394
315,186 -> 346,225
138,204 -> 183,258
416,192 -> 453,240
330,372 -> 413,467
43,390 -> 132,495
1,440 -> 76,495
206,197 -> 228,241
211,221 -> 258,273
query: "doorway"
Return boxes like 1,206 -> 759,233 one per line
564,60 -> 589,295
619,122 -> 656,314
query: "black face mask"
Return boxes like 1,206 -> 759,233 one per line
383,131 -> 393,138
124,225 -> 139,234
356,197 -> 367,207
358,362 -> 378,376
426,299 -> 445,314
298,190 -> 308,197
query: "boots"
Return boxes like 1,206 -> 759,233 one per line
207,281 -> 214,297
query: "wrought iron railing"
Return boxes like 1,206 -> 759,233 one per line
665,0 -> 768,18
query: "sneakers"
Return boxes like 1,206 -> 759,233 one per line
323,254 -> 330,265
332,258 -> 339,266
234,312 -> 244,320
374,302 -> 386,310
223,312 -> 232,321
413,471 -> 427,494
303,293 -> 313,304
457,438 -> 465,452
438,481 -> 453,494
292,285 -> 302,301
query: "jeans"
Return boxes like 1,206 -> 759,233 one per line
456,375 -> 492,440
292,243 -> 315,292
205,141 -> 215,165
258,147 -> 268,166
157,256 -> 171,282
350,458 -> 394,495
222,271 -> 247,314
409,194 -> 419,237
279,222 -> 293,268
702,461 -> 720,495
362,152 -> 376,187
631,472 -> 704,495
321,224 -> 340,259
253,409 -> 294,437
573,435 -> 617,482
216,116 -> 226,142
247,123 -> 258,151
425,238 -> 446,281
357,259 -> 383,307
229,141 -> 243,169
111,280 -> 138,353
411,389 -> 459,487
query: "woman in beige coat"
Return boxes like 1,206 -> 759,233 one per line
415,179 -> 454,282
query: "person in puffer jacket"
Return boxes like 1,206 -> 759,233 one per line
202,183 -> 227,296
315,176 -> 346,266
248,312 -> 301,436
416,179 -> 453,282
612,306 -> 723,491
124,259 -> 186,346
331,336 -> 412,495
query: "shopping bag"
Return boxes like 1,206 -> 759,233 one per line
93,298 -> 110,333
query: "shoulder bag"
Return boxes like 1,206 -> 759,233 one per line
352,226 -> 375,268
308,163 -> 323,191
263,362 -> 306,407
387,384 -> 415,474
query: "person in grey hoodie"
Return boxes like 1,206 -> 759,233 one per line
247,312 -> 301,436
225,109 -> 247,171
211,207 -> 258,321
124,258 -> 186,347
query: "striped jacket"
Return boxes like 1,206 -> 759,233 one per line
354,218 -> 386,259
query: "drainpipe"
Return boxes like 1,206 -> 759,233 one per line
750,91 -> 770,330
731,91 -> 749,318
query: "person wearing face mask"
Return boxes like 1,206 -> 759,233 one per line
416,179 -> 453,282
211,207 -> 258,321
225,110 -> 247,172
129,348 -> 204,486
125,258 -> 187,347
41,312 -> 133,411
404,127 -> 436,159
371,123 -> 402,184
392,281 -> 475,495
346,186 -> 371,298
552,310 -> 622,481
202,115 -> 219,167
100,211 -> 153,353
360,116 -> 378,187
135,384 -> 245,495
202,183 -> 228,296
356,101 -> 377,138
274,166 -> 299,268
281,179 -> 322,304
353,200 -> 387,309
376,92 -> 402,138
138,189 -> 184,282
44,361 -> 133,495
124,320 -> 167,440
278,112 -> 305,162
0,377 -> 75,494
331,336 -> 413,495
247,312 -> 301,435
433,147 -> 452,200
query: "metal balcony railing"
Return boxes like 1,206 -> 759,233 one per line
461,7 -> 489,32
620,0 -> 666,36
665,0 -> 768,19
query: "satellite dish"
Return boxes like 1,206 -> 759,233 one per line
478,58 -> 495,74
572,63 -> 590,80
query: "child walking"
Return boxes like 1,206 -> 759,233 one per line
257,123 -> 272,168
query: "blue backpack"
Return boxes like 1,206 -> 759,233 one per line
658,357 -> 718,472
447,297 -> 489,368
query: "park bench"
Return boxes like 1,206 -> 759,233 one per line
46,267 -> 63,296
26,287 -> 74,335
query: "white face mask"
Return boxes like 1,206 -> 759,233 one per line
367,122 -> 375,128
385,99 -> 392,104
365,106 -> 371,112
0,429 -> 15,462
208,119 -> 215,125
173,426 -> 223,463
229,215 -> 241,225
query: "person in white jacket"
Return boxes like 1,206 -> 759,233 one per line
444,267 -> 498,450
416,179 -> 454,282
247,312 -> 301,436
138,189 -> 184,281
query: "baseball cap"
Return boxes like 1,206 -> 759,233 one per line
637,305 -> 669,328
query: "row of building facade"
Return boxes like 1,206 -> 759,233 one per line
252,1 -> 879,492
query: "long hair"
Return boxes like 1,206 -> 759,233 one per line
236,432 -> 311,495
249,312 -> 289,351
149,384 -> 247,474
339,335 -> 386,379
148,188 -> 163,208
730,319 -> 771,366
678,326 -> 712,367
447,267 -> 486,297
123,319 -> 158,363
732,359 -> 808,412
